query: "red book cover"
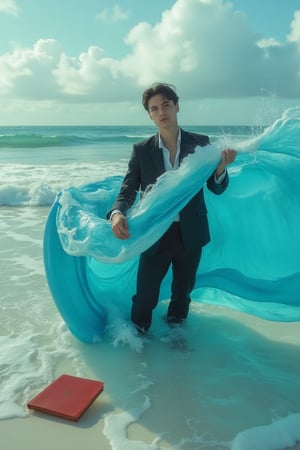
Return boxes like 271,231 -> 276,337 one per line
27,374 -> 104,421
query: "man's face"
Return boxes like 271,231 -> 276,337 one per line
148,94 -> 179,129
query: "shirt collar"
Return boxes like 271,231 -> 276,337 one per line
159,128 -> 181,150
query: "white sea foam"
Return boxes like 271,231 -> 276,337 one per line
0,161 -> 126,206
0,323 -> 79,419
103,398 -> 160,450
109,319 -> 147,354
231,414 -> 300,450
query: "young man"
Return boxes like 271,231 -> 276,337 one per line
108,83 -> 236,333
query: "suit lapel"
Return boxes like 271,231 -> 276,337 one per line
179,129 -> 194,164
149,134 -> 165,176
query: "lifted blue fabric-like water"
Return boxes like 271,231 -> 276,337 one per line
44,107 -> 300,343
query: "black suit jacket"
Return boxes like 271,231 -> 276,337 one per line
109,129 -> 228,253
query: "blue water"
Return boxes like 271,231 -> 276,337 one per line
0,113 -> 300,449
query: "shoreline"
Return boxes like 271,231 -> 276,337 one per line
1,306 -> 300,450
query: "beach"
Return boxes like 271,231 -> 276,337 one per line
1,302 -> 300,450
0,123 -> 300,450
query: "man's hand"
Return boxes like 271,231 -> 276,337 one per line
111,213 -> 131,240
216,148 -> 237,178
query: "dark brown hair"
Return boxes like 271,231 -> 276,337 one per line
142,83 -> 179,111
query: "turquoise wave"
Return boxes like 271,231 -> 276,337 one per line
0,125 -> 255,149
0,133 -> 68,148
0,126 -> 155,148
0,132 -> 137,148
43,108 -> 300,342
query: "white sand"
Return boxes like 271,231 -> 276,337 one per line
1,410 -> 111,450
1,406 -> 300,450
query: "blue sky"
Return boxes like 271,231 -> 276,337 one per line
0,0 -> 299,126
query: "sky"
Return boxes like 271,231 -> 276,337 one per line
0,0 -> 299,126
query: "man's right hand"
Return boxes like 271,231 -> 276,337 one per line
111,213 -> 131,240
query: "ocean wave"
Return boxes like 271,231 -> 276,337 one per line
0,133 -> 75,148
0,125 -> 255,149
0,182 -> 57,207
0,161 -> 127,207
0,128 -> 153,149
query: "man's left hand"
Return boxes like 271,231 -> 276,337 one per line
216,148 -> 237,178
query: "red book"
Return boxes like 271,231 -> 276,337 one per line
27,374 -> 104,421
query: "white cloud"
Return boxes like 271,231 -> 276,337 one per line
287,10 -> 300,46
257,38 -> 281,49
96,4 -> 129,23
53,47 -> 119,97
0,0 -> 18,15
120,0 -> 300,98
0,39 -> 65,100
0,0 -> 300,106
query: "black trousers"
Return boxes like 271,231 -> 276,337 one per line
131,222 -> 202,331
